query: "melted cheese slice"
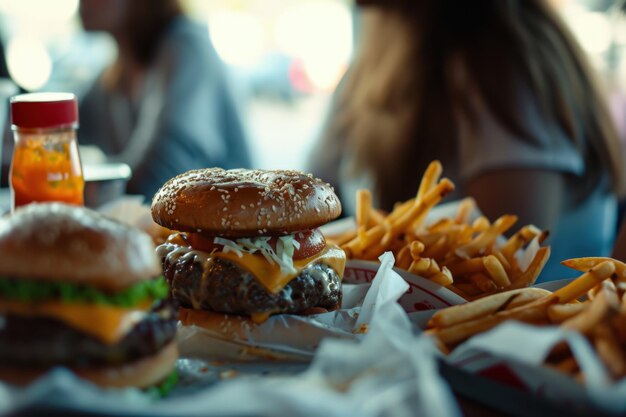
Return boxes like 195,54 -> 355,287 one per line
0,299 -> 151,345
214,244 -> 346,294
250,311 -> 272,324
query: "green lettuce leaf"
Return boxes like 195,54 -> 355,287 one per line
0,276 -> 169,307
145,369 -> 179,398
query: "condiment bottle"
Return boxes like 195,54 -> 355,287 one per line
9,92 -> 84,210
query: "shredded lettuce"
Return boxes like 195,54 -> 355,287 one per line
0,276 -> 169,307
213,237 -> 245,258
214,235 -> 300,274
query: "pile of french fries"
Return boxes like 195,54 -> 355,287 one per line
427,257 -> 626,382
330,160 -> 550,300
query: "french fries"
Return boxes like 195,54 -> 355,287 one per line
552,261 -> 616,303
547,303 -> 586,323
428,287 -> 551,328
561,257 -> 626,281
428,257 -> 626,383
334,160 -> 550,300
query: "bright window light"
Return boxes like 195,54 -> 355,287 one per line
208,10 -> 266,67
0,0 -> 78,22
7,36 -> 52,91
274,1 -> 353,91
562,6 -> 611,55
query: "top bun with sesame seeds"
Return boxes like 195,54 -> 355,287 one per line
0,202 -> 161,291
151,168 -> 342,238
151,168 -> 346,325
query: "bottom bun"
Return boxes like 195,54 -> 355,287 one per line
179,307 -> 339,338
179,308 -> 258,342
178,308 -> 320,361
0,340 -> 178,388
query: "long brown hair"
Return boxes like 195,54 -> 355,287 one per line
326,0 -> 625,210
122,0 -> 183,65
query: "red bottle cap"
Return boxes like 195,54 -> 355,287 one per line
10,92 -> 78,129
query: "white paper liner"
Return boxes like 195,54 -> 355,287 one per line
344,260 -> 468,311
0,252 -> 460,417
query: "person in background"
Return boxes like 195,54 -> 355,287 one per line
78,0 -> 252,199
309,0 -> 626,281
613,219 -> 626,261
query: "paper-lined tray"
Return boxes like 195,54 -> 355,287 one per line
442,322 -> 626,415
87,197 -> 569,415
423,273 -> 626,416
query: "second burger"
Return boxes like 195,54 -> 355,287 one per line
151,168 -> 346,325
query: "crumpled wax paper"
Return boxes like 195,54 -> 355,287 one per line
448,321 -> 626,414
0,252 -> 460,417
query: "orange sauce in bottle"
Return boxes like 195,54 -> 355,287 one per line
10,133 -> 84,208
9,92 -> 84,211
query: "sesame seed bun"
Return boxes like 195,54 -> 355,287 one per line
151,168 -> 342,237
0,340 -> 178,388
0,203 -> 161,291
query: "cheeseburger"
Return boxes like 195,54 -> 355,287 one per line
151,168 -> 346,325
0,203 -> 178,390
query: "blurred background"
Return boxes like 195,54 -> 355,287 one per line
0,0 -> 623,170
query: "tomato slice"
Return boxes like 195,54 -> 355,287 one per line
290,229 -> 326,260
186,229 -> 326,260
186,233 -> 222,253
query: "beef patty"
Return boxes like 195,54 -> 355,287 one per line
0,299 -> 177,368
160,244 -> 342,317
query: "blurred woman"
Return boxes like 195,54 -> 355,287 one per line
78,0 -> 251,198
309,0 -> 625,281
